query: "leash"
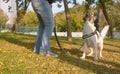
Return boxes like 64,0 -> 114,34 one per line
54,18 -> 65,53
54,27 -> 64,52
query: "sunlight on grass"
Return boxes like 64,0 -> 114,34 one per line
0,32 -> 120,74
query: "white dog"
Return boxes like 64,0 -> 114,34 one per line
81,15 -> 109,61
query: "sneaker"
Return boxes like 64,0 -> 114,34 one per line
39,49 -> 46,56
34,47 -> 46,55
33,47 -> 39,54
45,52 -> 58,58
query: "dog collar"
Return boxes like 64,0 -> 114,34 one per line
82,30 -> 97,39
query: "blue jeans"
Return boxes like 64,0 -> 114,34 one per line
31,0 -> 54,54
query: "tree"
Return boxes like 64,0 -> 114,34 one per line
13,0 -> 31,32
19,11 -> 38,27
3,0 -> 31,32
63,0 -> 72,41
0,9 -> 8,28
112,1 -> 120,31
55,5 -> 84,32
99,0 -> 114,38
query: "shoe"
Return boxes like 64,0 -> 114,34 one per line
45,52 -> 58,58
34,47 -> 46,55
33,47 -> 39,54
39,49 -> 46,56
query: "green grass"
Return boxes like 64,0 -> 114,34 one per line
0,32 -> 120,74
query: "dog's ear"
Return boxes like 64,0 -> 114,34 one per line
93,16 -> 97,21
83,16 -> 87,21
88,15 -> 96,24
83,16 -> 89,21
83,13 -> 91,22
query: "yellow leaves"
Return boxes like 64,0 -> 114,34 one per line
0,48 -> 2,51
0,33 -> 120,73
0,61 -> 4,68
54,72 -> 58,74
20,11 -> 38,27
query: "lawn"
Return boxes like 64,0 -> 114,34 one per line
0,32 -> 120,74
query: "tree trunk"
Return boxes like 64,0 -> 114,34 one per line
63,0 -> 72,41
94,9 -> 102,32
10,0 -> 18,32
73,0 -> 77,5
100,0 -> 114,39
11,0 -> 30,32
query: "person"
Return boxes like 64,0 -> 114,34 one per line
31,0 -> 58,57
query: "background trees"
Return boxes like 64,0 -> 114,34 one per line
0,9 -> 8,29
63,0 -> 72,41
3,0 -> 31,31
55,5 -> 84,32
19,11 -> 38,27
108,1 -> 120,32
2,0 -> 120,39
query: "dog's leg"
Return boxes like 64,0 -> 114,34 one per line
98,38 -> 103,59
81,42 -> 87,59
99,49 -> 102,58
99,44 -> 103,58
87,47 -> 93,56
93,41 -> 98,61
93,44 -> 98,61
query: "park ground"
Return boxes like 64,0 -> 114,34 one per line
0,32 -> 120,74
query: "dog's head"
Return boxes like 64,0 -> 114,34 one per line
83,13 -> 97,24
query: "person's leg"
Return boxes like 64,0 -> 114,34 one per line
38,0 -> 58,57
31,0 -> 45,54
40,3 -> 54,53
34,14 -> 44,54
41,16 -> 58,57
32,0 -> 58,57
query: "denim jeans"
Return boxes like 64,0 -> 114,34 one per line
31,0 -> 54,54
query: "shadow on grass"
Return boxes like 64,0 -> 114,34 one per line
52,47 -> 120,74
104,42 -> 120,53
104,43 -> 120,48
51,36 -> 84,46
0,33 -> 35,51
104,48 -> 120,54
0,33 -> 120,74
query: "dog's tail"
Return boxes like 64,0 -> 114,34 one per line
100,25 -> 109,39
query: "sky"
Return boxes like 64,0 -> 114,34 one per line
27,0 -> 83,15
0,0 -> 83,20
0,0 -> 16,19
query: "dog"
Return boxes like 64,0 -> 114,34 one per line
81,15 -> 109,61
